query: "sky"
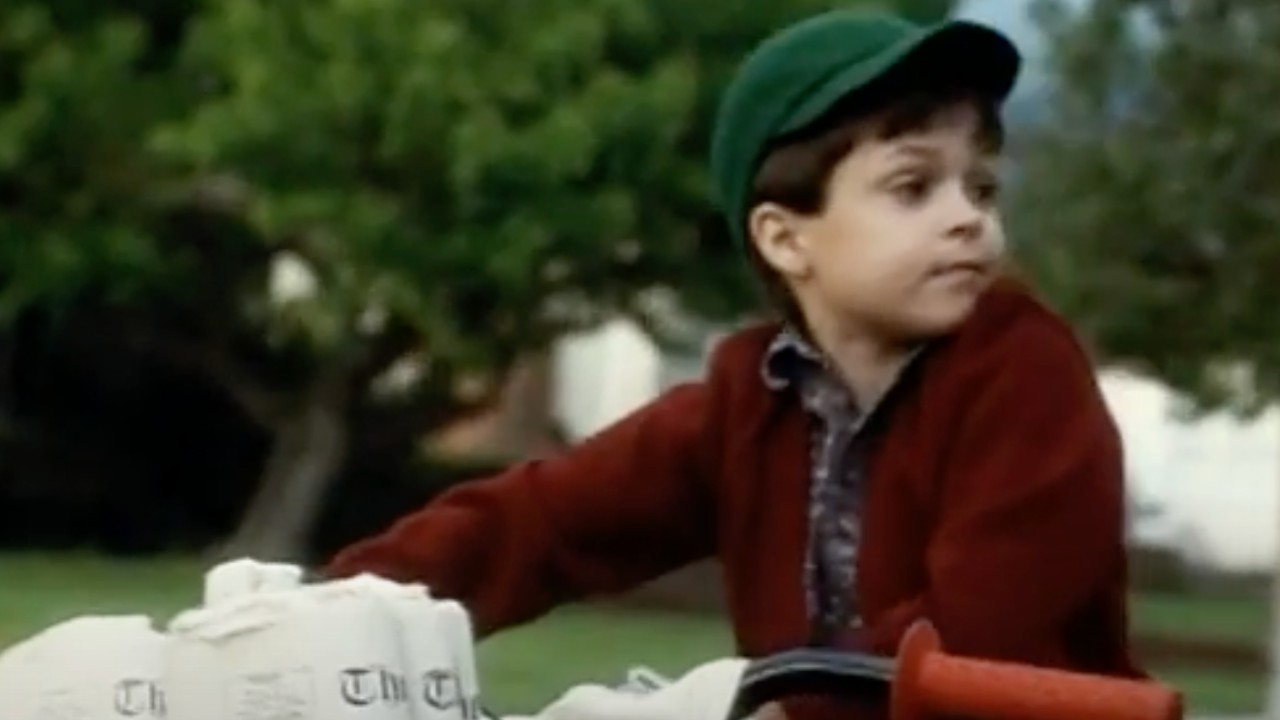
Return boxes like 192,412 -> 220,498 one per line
956,0 -> 1054,42
953,0 -> 1071,125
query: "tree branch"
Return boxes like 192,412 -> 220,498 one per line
89,310 -> 289,430
162,337 -> 290,429
351,346 -> 519,454
353,376 -> 500,455
350,319 -> 422,390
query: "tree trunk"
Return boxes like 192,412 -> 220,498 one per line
219,375 -> 349,563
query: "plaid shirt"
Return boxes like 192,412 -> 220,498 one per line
761,327 -> 919,645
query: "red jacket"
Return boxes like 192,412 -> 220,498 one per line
325,280 -> 1141,716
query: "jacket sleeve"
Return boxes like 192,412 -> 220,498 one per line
323,380 -> 719,637
857,312 -> 1128,667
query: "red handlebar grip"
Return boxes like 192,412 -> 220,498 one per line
891,621 -> 1183,720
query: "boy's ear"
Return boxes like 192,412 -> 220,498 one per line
748,202 -> 810,280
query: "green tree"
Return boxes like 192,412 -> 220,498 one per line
1010,0 -> 1280,712
1012,0 -> 1280,416
0,0 -> 953,560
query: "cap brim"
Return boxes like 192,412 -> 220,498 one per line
779,20 -> 1022,136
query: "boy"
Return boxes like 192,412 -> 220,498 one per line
326,9 -> 1140,719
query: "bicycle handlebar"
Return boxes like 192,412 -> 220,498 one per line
892,621 -> 1182,720
727,620 -> 1183,720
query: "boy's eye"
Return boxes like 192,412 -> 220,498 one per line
968,171 -> 1001,205
889,175 -> 933,204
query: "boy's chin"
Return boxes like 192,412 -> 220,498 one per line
897,297 -> 981,340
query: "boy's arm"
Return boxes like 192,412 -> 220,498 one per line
857,312 -> 1128,666
323,380 -> 718,638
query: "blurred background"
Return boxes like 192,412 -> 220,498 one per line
0,0 -> 1276,717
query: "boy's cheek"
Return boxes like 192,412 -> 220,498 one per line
986,219 -> 1007,255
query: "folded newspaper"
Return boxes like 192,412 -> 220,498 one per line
500,658 -> 747,720
0,557 -> 749,720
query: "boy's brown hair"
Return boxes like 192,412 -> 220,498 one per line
744,71 -> 1007,327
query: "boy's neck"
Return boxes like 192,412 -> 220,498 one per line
799,310 -> 913,408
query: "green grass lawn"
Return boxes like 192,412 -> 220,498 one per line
1133,591 -> 1271,646
1131,591 -> 1270,714
0,552 -> 1268,715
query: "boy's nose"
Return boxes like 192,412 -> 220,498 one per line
943,185 -> 985,241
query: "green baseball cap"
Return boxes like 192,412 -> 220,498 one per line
710,10 -> 1022,246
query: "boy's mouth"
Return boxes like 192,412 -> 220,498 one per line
926,260 -> 994,294
930,259 -> 989,280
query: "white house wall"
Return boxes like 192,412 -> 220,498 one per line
551,318 -> 661,442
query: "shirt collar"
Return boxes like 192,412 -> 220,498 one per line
761,325 -> 825,391
760,325 -> 929,393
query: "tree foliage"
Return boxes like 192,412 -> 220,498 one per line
1011,0 -> 1280,417
1,0 -> 954,558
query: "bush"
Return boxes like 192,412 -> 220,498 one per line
0,309 -> 509,557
